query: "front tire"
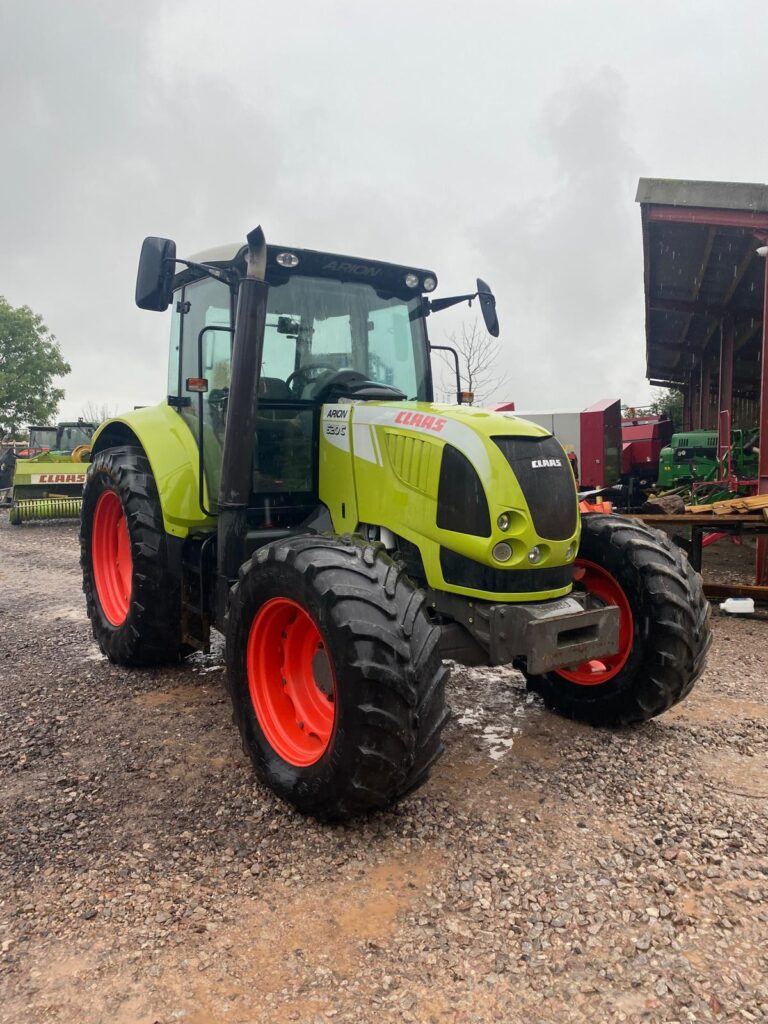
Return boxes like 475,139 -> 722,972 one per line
525,514 -> 712,725
80,445 -> 184,665
226,534 -> 449,821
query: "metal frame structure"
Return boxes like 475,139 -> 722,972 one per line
637,178 -> 768,585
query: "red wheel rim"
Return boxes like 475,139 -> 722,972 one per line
92,490 -> 132,626
247,598 -> 336,767
556,558 -> 633,685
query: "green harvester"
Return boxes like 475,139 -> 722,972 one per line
9,422 -> 96,524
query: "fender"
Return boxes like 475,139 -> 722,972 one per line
91,402 -> 213,538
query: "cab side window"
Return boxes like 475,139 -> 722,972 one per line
180,278 -> 233,406
167,298 -> 182,398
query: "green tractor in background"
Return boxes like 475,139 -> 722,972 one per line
657,428 -> 759,502
9,421 -> 96,524
79,227 -> 711,821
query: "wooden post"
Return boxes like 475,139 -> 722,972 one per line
718,318 -> 734,479
756,253 -> 768,584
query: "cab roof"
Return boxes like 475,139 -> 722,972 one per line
175,243 -> 437,296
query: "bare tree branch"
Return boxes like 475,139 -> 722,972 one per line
80,401 -> 118,424
439,318 -> 510,405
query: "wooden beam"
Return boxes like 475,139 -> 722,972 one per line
721,244 -> 758,308
717,319 -> 734,478
625,514 -> 764,525
647,206 -> 768,229
735,318 -> 762,352
704,582 -> 768,602
650,298 -> 721,317
756,253 -> 768,584
679,226 -> 716,348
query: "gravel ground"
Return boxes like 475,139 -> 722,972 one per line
0,516 -> 766,1024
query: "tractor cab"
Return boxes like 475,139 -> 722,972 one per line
167,244 -> 443,530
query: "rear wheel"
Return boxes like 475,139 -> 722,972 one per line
226,534 -> 449,821
80,445 -> 184,665
525,514 -> 711,725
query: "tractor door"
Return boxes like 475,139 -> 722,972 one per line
170,275 -> 234,513
169,274 -> 318,526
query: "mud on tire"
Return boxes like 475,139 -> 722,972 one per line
525,514 -> 712,726
226,534 -> 449,821
80,445 -> 184,666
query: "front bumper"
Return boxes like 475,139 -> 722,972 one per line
488,596 -> 620,674
433,591 -> 620,674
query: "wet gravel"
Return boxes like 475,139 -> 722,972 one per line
0,516 -> 766,1024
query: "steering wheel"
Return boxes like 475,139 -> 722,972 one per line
286,362 -> 340,394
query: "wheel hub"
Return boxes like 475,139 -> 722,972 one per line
91,490 -> 132,626
556,559 -> 634,685
247,598 -> 336,766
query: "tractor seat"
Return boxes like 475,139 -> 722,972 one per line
260,376 -> 293,400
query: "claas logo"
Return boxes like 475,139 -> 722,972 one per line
394,411 -> 447,432
35,473 -> 86,483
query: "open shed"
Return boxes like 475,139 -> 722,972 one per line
637,177 -> 768,583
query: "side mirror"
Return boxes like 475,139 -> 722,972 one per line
136,236 -> 177,311
476,278 -> 499,338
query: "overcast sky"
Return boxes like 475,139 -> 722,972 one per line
2,1 -> 768,420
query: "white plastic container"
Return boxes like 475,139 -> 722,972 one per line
719,597 -> 755,615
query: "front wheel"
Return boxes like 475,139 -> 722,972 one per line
525,514 -> 712,725
225,534 -> 449,821
80,445 -> 184,665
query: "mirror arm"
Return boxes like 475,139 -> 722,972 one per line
167,257 -> 239,288
428,292 -> 477,314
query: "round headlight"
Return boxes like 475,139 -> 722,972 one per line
276,252 -> 299,268
492,542 -> 513,562
497,512 -> 511,532
404,272 -> 419,289
423,276 -> 437,292
528,546 -> 542,564
565,544 -> 575,561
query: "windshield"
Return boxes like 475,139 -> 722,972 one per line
58,424 -> 95,450
28,427 -> 57,449
261,275 -> 430,401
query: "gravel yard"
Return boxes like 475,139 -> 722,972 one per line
0,517 -> 766,1024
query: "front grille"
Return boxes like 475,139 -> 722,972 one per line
440,547 -> 573,593
493,435 -> 577,541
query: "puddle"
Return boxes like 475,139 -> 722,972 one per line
134,684 -> 216,708
698,749 -> 768,799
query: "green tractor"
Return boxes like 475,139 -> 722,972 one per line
80,227 -> 711,821
657,428 -> 759,494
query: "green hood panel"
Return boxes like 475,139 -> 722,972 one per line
319,402 -> 579,602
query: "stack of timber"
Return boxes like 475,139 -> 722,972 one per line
685,493 -> 768,518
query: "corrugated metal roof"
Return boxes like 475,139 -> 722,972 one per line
636,177 -> 768,213
637,178 -> 767,399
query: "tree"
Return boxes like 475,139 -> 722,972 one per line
440,318 -> 510,405
0,297 -> 70,439
80,401 -> 118,424
649,388 -> 684,428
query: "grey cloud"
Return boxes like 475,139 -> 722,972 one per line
475,68 -> 645,408
2,2 -> 768,418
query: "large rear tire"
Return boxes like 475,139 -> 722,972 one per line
226,534 -> 449,821
525,514 -> 711,726
80,445 -> 184,666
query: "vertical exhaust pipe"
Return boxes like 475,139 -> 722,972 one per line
217,226 -> 269,603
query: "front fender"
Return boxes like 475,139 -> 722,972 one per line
91,402 -> 213,538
